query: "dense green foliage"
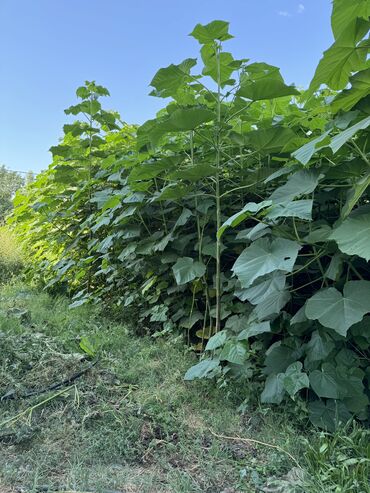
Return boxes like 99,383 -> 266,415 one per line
11,1 -> 370,430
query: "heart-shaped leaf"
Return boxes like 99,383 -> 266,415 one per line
305,281 -> 370,336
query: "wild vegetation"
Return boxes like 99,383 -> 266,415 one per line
10,0 -> 370,433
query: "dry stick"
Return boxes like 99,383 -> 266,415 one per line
209,429 -> 301,469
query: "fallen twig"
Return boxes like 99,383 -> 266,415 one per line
209,428 -> 301,468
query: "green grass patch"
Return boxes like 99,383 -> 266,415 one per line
0,227 -> 23,284
0,283 -> 369,492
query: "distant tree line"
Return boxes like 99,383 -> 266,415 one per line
0,165 -> 34,221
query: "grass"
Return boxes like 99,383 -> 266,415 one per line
0,282 -> 369,493
0,226 -> 23,284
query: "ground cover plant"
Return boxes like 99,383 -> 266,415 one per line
1,283 -> 369,493
9,0 -> 370,436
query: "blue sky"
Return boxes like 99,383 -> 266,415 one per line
0,0 -> 333,174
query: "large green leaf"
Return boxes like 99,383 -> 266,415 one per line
149,58 -> 197,98
305,331 -> 335,364
308,400 -> 352,431
292,131 -> 331,166
331,0 -> 370,39
184,359 -> 220,380
163,106 -> 215,131
238,271 -> 286,305
236,223 -> 270,242
261,373 -> 286,404
218,200 -> 272,238
201,44 -> 235,84
242,127 -> 297,154
128,156 -> 183,182
237,63 -> 299,101
340,171 -> 370,219
173,208 -> 193,230
332,68 -> 370,113
283,362 -> 309,399
205,330 -> 227,350
309,364 -> 341,399
172,257 -> 206,285
330,209 -> 370,260
138,106 -> 215,146
329,115 -> 370,153
309,18 -> 369,91
266,200 -> 313,221
264,343 -> 297,374
305,281 -> 370,336
232,238 -> 300,288
220,340 -> 247,364
251,288 -> 291,321
224,315 -> 249,333
154,183 -> 191,201
325,253 -> 344,281
304,224 -> 332,244
137,117 -> 167,147
240,272 -> 290,320
270,170 -> 320,204
168,163 -> 216,181
190,20 -> 233,44
237,321 -> 271,340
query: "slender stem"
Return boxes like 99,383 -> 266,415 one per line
154,178 -> 168,234
87,97 -> 94,294
290,277 -> 323,293
215,42 -> 222,333
220,181 -> 262,199
351,141 -> 370,166
348,262 -> 364,280
292,217 -> 301,243
312,245 -> 328,287
287,249 -> 325,277
138,212 -> 151,235
191,131 -> 203,262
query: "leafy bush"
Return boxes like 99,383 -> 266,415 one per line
10,1 -> 370,429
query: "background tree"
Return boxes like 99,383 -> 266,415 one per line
0,165 -> 24,221
25,170 -> 35,185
